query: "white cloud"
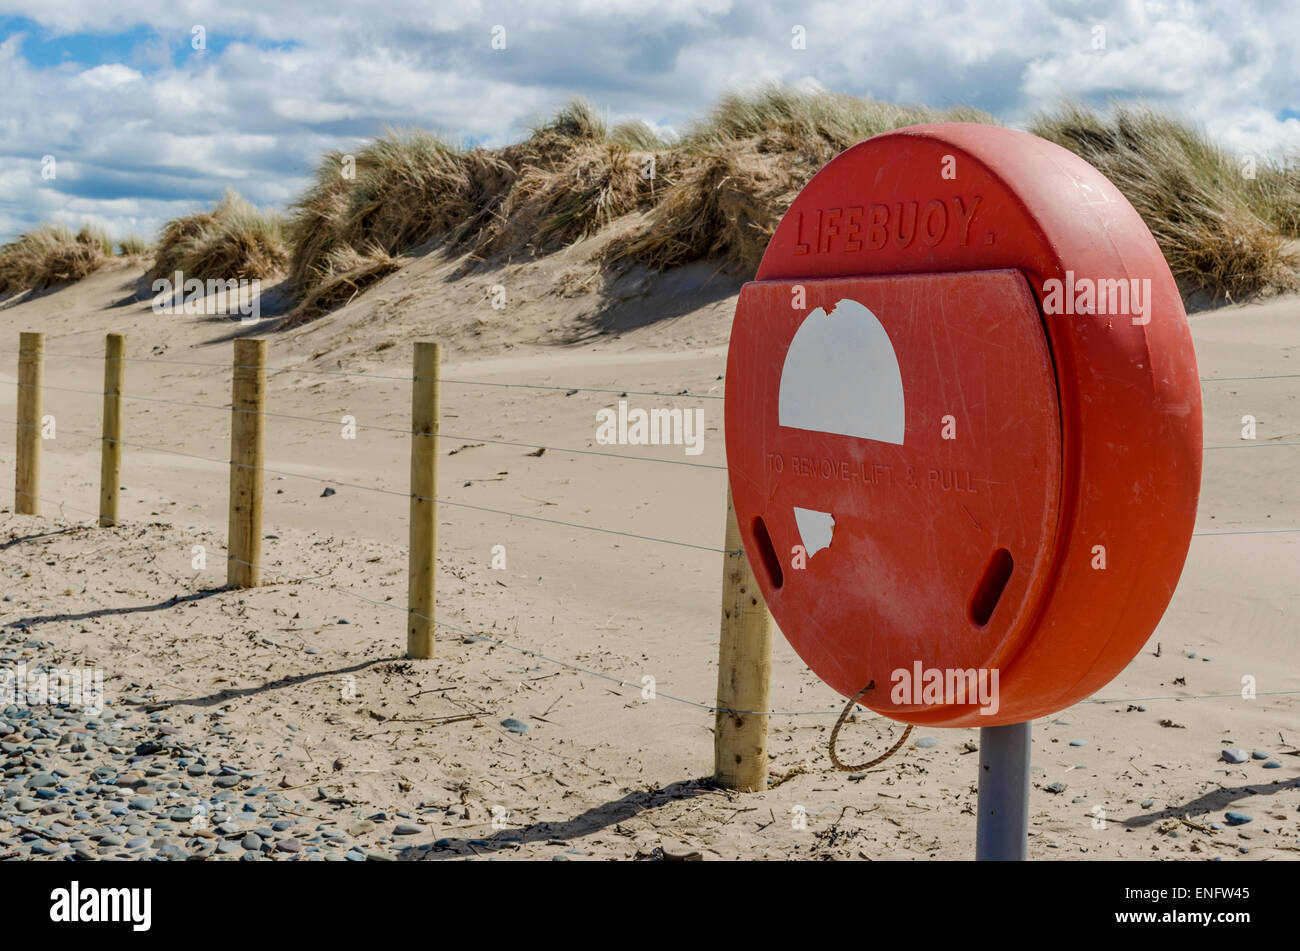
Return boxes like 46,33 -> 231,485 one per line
1,0 -> 1298,242
74,62 -> 143,89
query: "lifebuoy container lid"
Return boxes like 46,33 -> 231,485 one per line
727,123 -> 1201,726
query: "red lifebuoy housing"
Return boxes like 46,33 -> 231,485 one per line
725,123 -> 1202,727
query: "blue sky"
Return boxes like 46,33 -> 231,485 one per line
2,0 -> 1298,243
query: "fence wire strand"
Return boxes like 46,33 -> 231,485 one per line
3,346 -> 1299,733
7,493 -> 1296,721
1,419 -> 738,554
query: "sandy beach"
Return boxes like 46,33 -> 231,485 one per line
0,246 -> 1295,861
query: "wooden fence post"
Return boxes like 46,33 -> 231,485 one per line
227,338 -> 266,588
99,333 -> 124,527
14,332 -> 44,515
714,487 -> 774,791
407,341 -> 440,659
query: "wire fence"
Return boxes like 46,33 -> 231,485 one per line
3,340 -> 1298,738
7,477 -> 1299,724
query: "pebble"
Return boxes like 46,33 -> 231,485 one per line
914,736 -> 939,748
1069,740 -> 1087,747
501,718 -> 529,734
1262,761 -> 1281,769
1220,747 -> 1249,764
275,838 -> 302,853
394,823 -> 422,835
1250,750 -> 1272,760
1224,812 -> 1253,826
241,833 -> 264,851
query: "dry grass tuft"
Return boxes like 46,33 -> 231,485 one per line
1254,161 -> 1300,239
117,233 -> 149,256
686,85 -> 993,164
287,130 -> 513,297
151,190 -> 287,283
281,246 -> 401,329
474,143 -> 653,256
533,98 -> 608,142
1031,102 -> 1300,298
0,223 -> 111,295
609,119 -> 672,151
605,85 -> 995,275
152,210 -> 216,279
604,143 -> 805,274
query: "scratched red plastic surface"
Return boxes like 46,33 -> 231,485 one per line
726,123 -> 1202,726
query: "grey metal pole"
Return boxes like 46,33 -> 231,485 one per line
975,720 -> 1031,860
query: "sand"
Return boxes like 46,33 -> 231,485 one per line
0,247 -> 1296,860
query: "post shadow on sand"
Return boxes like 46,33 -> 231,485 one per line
154,656 -> 398,710
0,525 -> 86,551
1,586 -> 229,630
1120,776 -> 1300,830
0,282 -> 77,309
196,278 -> 295,344
108,271 -> 161,308
106,269 -> 295,337
393,778 -> 717,860
563,262 -> 742,344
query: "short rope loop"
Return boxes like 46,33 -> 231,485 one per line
828,680 -> 913,771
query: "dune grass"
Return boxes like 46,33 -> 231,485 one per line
286,130 -> 513,301
684,85 -> 991,160
11,87 -> 1300,312
531,98 -> 609,141
606,86 -> 997,274
281,245 -> 400,328
285,99 -> 666,312
117,233 -> 149,256
287,89 -> 1006,297
1030,102 -> 1300,299
276,89 -> 1300,310
472,141 -> 654,256
150,190 -> 288,284
608,119 -> 672,151
0,223 -> 111,295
